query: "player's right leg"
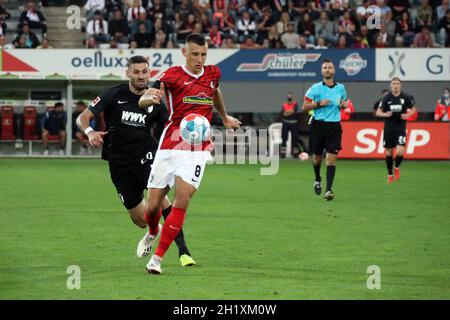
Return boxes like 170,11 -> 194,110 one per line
310,122 -> 324,195
385,148 -> 394,183
394,133 -> 406,180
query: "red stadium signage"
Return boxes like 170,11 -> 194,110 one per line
340,122 -> 450,159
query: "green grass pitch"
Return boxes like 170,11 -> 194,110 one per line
0,158 -> 449,299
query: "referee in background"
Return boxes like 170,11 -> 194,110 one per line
302,59 -> 348,201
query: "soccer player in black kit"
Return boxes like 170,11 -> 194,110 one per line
76,56 -> 196,267
376,77 -> 417,183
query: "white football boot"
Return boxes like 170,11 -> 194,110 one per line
136,224 -> 162,258
146,255 -> 163,274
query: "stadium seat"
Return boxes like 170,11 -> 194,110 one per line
268,122 -> 291,158
23,106 -> 40,140
1,106 -> 16,140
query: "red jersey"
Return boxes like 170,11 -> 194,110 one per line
158,64 -> 221,150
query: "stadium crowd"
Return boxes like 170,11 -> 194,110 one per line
0,0 -> 449,49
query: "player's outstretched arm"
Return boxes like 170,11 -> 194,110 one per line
76,109 -> 108,148
213,88 -> 241,129
138,83 -> 165,109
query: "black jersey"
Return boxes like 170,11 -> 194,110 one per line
378,91 -> 415,130
88,84 -> 168,165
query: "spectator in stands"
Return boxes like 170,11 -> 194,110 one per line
315,36 -> 328,49
353,32 -> 369,48
222,36 -> 238,48
147,0 -> 166,22
376,0 -> 392,16
209,24 -> 223,47
130,11 -> 153,36
155,29 -> 167,47
85,35 -> 98,48
256,7 -> 275,44
212,0 -> 227,28
73,101 -> 94,155
86,10 -> 110,43
105,0 -> 124,17
298,34 -> 314,49
397,11 -> 415,46
276,10 -> 290,35
297,12 -> 315,45
237,11 -> 257,43
132,22 -> 154,47
199,11 -> 212,32
336,33 -> 348,48
109,9 -> 130,43
153,16 -> 170,35
193,0 -> 211,20
434,88 -> 450,121
166,39 -> 178,48
41,102 -> 67,156
314,11 -> 337,45
377,22 -> 394,47
36,37 -> 53,49
412,25 -> 436,47
289,0 -> 309,20
127,0 -> 146,24
0,3 -> 11,36
13,23 -> 40,48
389,0 -> 410,20
437,0 -> 449,21
266,25 -> 281,48
177,13 -> 197,42
340,98 -> 355,121
228,0 -> 247,21
19,1 -> 47,36
221,11 -> 237,40
175,0 -> 195,22
281,22 -> 299,48
239,35 -> 263,49
438,9 -> 450,46
394,35 -> 405,47
85,0 -> 106,21
0,34 -> 13,49
415,0 -> 433,30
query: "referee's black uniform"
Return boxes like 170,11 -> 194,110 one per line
88,83 -> 168,209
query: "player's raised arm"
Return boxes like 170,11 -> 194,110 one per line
213,87 -> 241,129
139,82 -> 165,108
76,108 -> 107,148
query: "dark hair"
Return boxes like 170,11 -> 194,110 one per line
186,33 -> 206,46
127,55 -> 149,68
322,59 -> 333,65
54,102 -> 64,108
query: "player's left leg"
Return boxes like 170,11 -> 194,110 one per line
160,196 -> 196,266
394,145 -> 405,180
147,177 -> 196,274
324,152 -> 337,201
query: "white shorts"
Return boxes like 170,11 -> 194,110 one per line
147,149 -> 211,190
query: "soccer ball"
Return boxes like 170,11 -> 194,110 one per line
180,113 -> 211,145
298,152 -> 309,161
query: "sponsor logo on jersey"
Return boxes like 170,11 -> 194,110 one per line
182,92 -> 214,105
390,104 -> 403,112
339,53 -> 368,76
90,96 -> 101,107
237,53 -> 321,72
121,110 -> 147,127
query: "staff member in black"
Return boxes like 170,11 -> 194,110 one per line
76,55 -> 196,267
280,92 -> 305,157
376,77 -> 417,183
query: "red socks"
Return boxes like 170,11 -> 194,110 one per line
144,209 -> 162,236
155,207 -> 186,258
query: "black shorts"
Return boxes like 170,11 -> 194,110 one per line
383,127 -> 406,148
108,151 -> 155,210
309,120 -> 342,155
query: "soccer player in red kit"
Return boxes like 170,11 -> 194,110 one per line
138,33 -> 241,274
